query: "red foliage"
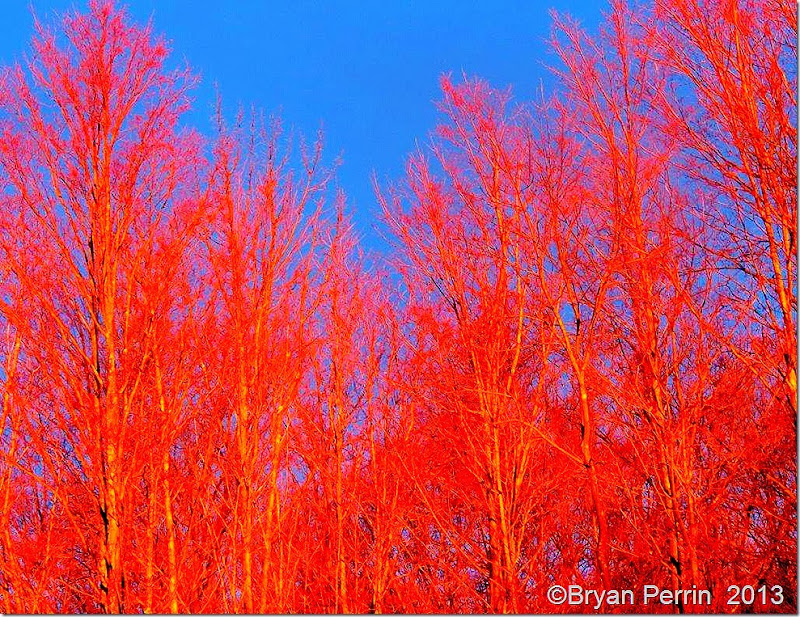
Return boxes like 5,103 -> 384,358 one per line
0,0 -> 795,613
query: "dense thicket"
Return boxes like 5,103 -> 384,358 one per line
0,0 -> 795,613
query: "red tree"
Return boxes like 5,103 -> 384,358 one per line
0,0 -> 795,613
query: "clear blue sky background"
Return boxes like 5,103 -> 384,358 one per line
2,1 -> 604,251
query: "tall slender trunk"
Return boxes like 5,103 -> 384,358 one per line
259,413 -> 285,614
155,355 -> 178,613
144,461 -> 157,614
0,332 -> 21,613
658,441 -> 684,612
101,413 -> 122,613
685,489 -> 700,587
369,433 -> 392,615
163,453 -> 179,614
488,416 -> 515,613
335,424 -> 348,613
487,498 -> 502,613
578,378 -> 611,591
258,473 -> 278,613
235,342 -> 254,614
102,287 -> 123,614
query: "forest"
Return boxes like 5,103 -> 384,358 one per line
0,0 -> 796,613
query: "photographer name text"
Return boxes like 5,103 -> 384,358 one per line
546,584 -> 785,609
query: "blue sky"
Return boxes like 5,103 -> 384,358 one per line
2,1 -> 604,251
